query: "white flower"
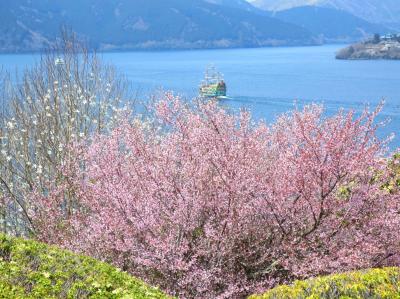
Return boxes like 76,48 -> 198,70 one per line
7,122 -> 15,129
37,166 -> 43,174
79,132 -> 85,138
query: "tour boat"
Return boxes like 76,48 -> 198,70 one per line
199,65 -> 227,99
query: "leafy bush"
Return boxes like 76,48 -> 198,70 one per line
249,267 -> 400,299
31,95 -> 400,298
381,153 -> 400,194
0,234 -> 170,298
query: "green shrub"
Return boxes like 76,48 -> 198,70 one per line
0,234 -> 171,298
249,268 -> 400,299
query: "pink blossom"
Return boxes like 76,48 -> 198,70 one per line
31,95 -> 400,298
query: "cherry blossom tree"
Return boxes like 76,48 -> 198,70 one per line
31,94 -> 400,298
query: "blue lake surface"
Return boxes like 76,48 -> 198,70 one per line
1,44 -> 400,149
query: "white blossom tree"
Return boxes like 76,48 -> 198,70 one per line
0,31 -> 132,235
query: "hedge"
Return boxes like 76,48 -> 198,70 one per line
0,234 -> 170,298
249,268 -> 400,299
3,233 -> 399,299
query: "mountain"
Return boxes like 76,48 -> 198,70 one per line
272,6 -> 388,42
0,0 -> 316,53
204,0 -> 260,12
249,0 -> 324,11
249,0 -> 400,29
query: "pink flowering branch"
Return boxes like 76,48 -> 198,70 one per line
31,95 -> 399,298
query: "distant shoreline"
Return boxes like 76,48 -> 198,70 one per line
0,42 -> 352,56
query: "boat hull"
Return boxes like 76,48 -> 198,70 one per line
199,83 -> 227,98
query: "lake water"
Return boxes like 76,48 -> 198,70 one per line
1,44 -> 400,149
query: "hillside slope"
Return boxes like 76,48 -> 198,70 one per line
250,0 -> 400,28
272,6 -> 388,42
0,0 -> 316,53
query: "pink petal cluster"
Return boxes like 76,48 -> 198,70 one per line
31,95 -> 400,298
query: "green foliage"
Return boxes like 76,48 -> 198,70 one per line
379,153 -> 400,194
341,154 -> 400,197
0,234 -> 171,298
249,268 -> 400,299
